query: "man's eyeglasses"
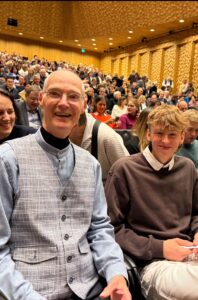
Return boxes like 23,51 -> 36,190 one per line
44,89 -> 82,103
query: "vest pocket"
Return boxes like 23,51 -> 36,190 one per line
13,246 -> 57,263
12,246 -> 57,294
78,238 -> 90,254
78,238 -> 97,282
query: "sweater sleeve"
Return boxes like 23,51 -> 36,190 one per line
105,159 -> 163,262
118,115 -> 128,129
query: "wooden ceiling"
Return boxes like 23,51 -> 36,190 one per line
1,1 -> 198,54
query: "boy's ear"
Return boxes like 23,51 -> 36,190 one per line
146,128 -> 151,142
180,130 -> 185,145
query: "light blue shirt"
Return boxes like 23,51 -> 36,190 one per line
0,130 -> 127,300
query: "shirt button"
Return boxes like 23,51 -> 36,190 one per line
61,195 -> 67,201
61,215 -> 66,221
64,234 -> 69,240
69,277 -> 74,284
67,255 -> 73,263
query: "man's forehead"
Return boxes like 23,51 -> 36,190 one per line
48,72 -> 81,87
188,121 -> 198,129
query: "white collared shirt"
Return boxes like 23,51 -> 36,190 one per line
143,145 -> 174,171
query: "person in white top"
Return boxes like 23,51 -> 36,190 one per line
69,112 -> 129,183
111,96 -> 127,120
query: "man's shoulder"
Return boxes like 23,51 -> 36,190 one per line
194,139 -> 198,147
72,142 -> 99,162
98,124 -> 129,152
87,114 -> 124,141
4,133 -> 34,151
16,100 -> 26,109
0,141 -> 16,161
98,122 -> 120,137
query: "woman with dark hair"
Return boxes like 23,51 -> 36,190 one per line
91,95 -> 117,128
0,89 -> 36,144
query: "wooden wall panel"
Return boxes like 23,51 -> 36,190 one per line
176,43 -> 192,90
139,52 -> 149,77
101,29 -> 198,93
150,49 -> 162,85
191,42 -> 198,95
100,55 -> 112,74
162,46 -> 176,86
120,56 -> 128,77
128,55 -> 138,74
0,35 -> 100,67
112,59 -> 120,76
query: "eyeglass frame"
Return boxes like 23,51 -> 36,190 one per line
43,89 -> 84,103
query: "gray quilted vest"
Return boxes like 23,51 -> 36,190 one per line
8,134 -> 99,299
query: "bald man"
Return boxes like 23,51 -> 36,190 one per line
177,99 -> 188,112
0,70 -> 131,300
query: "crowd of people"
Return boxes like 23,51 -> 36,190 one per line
0,50 -> 198,300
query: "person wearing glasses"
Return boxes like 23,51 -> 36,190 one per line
0,70 -> 131,300
16,85 -> 42,129
105,104 -> 198,300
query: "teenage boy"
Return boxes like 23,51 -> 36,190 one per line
105,104 -> 198,300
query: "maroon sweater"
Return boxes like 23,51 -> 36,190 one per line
105,153 -> 198,267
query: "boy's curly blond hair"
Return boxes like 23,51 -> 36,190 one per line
147,104 -> 187,132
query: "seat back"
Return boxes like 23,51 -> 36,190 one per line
124,254 -> 147,300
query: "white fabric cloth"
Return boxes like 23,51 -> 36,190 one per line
111,105 -> 127,119
81,113 -> 129,182
143,145 -> 174,171
141,259 -> 198,300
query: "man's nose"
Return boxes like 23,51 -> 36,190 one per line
58,94 -> 70,106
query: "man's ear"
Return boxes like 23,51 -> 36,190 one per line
39,91 -> 44,107
84,95 -> 88,109
80,98 -> 87,114
78,112 -> 87,126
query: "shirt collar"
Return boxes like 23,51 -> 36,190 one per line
143,145 -> 174,171
26,103 -> 38,113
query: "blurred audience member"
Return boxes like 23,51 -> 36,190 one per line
0,88 -> 36,144
177,109 -> 198,170
118,99 -> 139,129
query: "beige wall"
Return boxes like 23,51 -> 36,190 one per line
0,34 -> 100,68
100,27 -> 198,94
